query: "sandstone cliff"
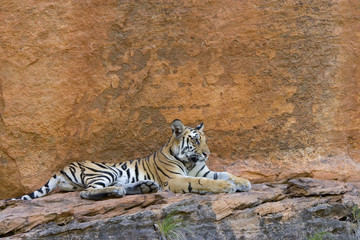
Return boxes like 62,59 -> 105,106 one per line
1,178 -> 360,239
0,0 -> 359,199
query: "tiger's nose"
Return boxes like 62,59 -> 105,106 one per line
203,152 -> 210,158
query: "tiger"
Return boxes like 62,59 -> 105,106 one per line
10,119 -> 251,200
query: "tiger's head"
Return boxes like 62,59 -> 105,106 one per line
169,119 -> 210,165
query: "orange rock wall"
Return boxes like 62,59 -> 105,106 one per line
0,0 -> 359,198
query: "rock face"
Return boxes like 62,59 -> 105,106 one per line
0,0 -> 359,199
1,178 -> 360,239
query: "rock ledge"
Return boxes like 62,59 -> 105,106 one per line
1,178 -> 360,240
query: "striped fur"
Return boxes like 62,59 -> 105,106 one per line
11,119 -> 251,200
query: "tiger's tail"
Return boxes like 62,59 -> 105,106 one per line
10,173 -> 61,200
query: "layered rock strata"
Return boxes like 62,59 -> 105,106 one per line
1,178 -> 360,239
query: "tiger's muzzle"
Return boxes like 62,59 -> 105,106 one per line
189,153 -> 208,163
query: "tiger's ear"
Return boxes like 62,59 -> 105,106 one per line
171,119 -> 185,137
195,122 -> 204,132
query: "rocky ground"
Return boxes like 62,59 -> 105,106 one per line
1,178 -> 360,240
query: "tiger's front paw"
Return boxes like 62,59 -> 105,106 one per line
219,180 -> 237,193
232,177 -> 251,192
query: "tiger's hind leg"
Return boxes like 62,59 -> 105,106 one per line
122,180 -> 160,195
80,186 -> 126,200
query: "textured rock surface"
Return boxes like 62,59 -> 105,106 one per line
1,178 -> 360,239
0,0 -> 359,199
